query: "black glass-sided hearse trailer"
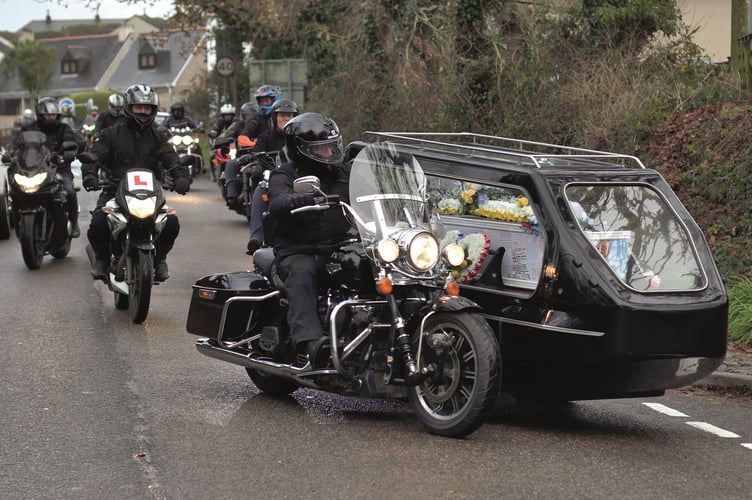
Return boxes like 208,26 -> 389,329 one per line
352,132 -> 727,400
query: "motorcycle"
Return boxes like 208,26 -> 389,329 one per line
187,143 -> 501,437
81,122 -> 96,151
6,131 -> 76,269
221,150 -> 277,217
81,153 -> 174,324
0,151 -> 13,240
169,124 -> 203,178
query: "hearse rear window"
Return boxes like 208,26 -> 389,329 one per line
426,175 -> 543,294
565,184 -> 706,292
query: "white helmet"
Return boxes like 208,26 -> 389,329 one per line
220,103 -> 235,116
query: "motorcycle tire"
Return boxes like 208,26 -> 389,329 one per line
114,291 -> 129,310
0,193 -> 10,240
19,213 -> 44,270
246,368 -> 298,396
50,236 -> 71,259
128,249 -> 153,324
407,312 -> 501,438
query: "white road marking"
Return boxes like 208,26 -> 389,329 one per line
642,402 -> 689,417
742,443 -> 752,450
686,421 -> 740,438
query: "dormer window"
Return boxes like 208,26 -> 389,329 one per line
138,39 -> 158,70
62,60 -> 78,74
139,52 -> 157,69
61,46 -> 90,76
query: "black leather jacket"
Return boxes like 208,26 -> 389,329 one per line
85,118 -> 189,195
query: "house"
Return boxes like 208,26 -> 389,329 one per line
0,16 -> 206,140
678,0 -> 733,64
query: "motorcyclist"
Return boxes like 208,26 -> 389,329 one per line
267,112 -> 350,364
82,105 -> 99,127
95,93 -> 125,133
82,84 -> 191,281
164,101 -> 200,130
14,97 -> 81,237
10,108 -> 34,139
208,103 -> 240,140
240,84 -> 281,140
243,98 -> 299,255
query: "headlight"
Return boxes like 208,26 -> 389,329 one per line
376,239 -> 400,263
443,243 -> 466,267
181,136 -> 194,146
13,171 -> 48,193
171,136 -> 182,146
125,195 -> 157,219
408,232 -> 439,271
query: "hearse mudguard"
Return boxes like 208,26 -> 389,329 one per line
186,271 -> 277,341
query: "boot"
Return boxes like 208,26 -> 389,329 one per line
70,222 -> 80,238
154,259 -> 169,282
91,258 -> 108,280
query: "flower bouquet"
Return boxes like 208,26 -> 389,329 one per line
441,230 -> 491,283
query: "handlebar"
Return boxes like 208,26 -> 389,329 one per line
290,195 -> 341,214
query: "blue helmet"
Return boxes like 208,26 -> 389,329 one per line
254,84 -> 281,117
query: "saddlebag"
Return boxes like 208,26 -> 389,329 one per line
186,271 -> 276,340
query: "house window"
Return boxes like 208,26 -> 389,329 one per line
139,53 -> 156,69
61,60 -> 78,74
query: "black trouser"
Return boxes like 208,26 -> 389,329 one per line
59,168 -> 78,223
276,253 -> 326,346
87,193 -> 179,260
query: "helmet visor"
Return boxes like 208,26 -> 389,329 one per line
299,137 -> 344,165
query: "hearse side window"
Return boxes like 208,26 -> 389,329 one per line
565,184 -> 706,292
425,175 -> 543,294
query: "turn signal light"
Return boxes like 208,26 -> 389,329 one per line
445,280 -> 460,296
376,277 -> 393,295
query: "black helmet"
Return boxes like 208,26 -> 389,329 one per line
36,97 -> 61,131
271,99 -> 299,128
283,113 -> 343,169
108,93 -> 124,117
240,101 -> 256,123
170,101 -> 184,119
124,84 -> 159,128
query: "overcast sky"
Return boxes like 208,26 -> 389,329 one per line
0,0 -> 174,33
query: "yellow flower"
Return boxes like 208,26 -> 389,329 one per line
461,189 -> 476,204
517,196 -> 529,207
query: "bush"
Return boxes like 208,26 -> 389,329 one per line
728,276 -> 752,342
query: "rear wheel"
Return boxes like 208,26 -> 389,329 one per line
19,213 -> 44,270
246,368 -> 298,395
407,312 -> 501,438
128,249 -> 153,324
0,193 -> 10,240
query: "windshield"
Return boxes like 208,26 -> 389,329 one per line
565,184 -> 706,292
348,144 -> 431,245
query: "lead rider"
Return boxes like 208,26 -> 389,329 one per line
82,84 -> 191,281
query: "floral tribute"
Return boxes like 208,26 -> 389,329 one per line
441,230 -> 491,283
437,187 -> 536,225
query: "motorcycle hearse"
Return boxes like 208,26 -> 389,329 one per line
3,131 -> 77,269
186,132 -> 727,435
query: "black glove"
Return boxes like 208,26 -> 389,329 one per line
83,173 -> 99,191
237,154 -> 254,166
1,152 -> 12,163
291,193 -> 316,209
174,176 -> 190,195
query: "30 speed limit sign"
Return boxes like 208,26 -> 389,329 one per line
216,56 -> 236,77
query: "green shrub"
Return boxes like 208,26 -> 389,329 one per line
728,275 -> 752,342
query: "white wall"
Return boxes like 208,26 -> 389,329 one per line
678,0 -> 733,63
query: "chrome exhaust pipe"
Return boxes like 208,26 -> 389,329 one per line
195,338 -> 337,390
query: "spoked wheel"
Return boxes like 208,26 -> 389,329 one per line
19,213 -> 44,270
246,368 -> 298,395
128,249 -> 153,324
408,312 -> 501,438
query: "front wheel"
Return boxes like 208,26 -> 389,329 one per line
408,312 -> 501,438
246,368 -> 298,395
128,249 -> 153,324
19,213 -> 44,270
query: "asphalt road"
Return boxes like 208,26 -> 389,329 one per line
1,173 -> 751,499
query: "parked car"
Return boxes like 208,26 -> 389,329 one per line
188,132 -> 728,402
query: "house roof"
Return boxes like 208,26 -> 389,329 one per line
1,33 -> 126,97
19,18 -> 128,34
106,28 -> 206,91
